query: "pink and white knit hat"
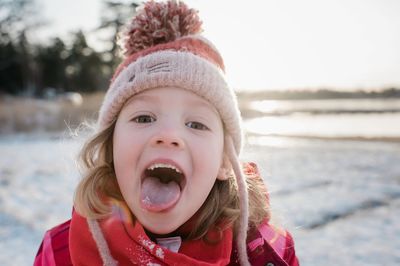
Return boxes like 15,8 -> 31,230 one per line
97,1 -> 250,264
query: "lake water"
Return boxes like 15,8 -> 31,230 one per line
245,98 -> 400,139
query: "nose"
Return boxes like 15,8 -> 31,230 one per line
150,127 -> 185,149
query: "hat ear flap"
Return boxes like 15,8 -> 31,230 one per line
217,153 -> 233,181
224,135 -> 250,265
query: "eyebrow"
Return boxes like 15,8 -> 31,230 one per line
124,92 -> 220,117
124,94 -> 159,106
186,97 -> 220,117
133,94 -> 157,101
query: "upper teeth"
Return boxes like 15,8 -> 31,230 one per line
147,163 -> 182,173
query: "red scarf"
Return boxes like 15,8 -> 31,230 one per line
69,209 -> 233,265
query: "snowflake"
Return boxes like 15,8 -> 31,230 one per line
156,248 -> 164,259
139,236 -> 155,251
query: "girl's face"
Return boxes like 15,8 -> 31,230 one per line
113,87 -> 225,235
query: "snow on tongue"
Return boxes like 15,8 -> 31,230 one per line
141,176 -> 180,212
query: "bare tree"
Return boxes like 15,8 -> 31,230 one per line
0,0 -> 40,44
96,1 -> 140,67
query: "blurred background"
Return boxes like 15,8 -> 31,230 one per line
1,0 -> 399,265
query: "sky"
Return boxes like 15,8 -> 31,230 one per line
35,0 -> 400,91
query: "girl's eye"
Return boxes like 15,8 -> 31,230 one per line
132,115 -> 156,123
186,121 -> 209,131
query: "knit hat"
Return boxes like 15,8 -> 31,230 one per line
97,1 -> 250,265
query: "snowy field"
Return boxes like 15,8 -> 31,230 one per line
244,137 -> 400,265
1,132 -> 399,265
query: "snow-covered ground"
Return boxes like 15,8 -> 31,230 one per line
243,137 -> 400,265
1,133 -> 399,265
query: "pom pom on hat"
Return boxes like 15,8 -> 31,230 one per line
119,0 -> 203,57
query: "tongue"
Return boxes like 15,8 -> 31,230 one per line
140,176 -> 181,212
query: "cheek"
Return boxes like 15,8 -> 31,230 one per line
113,143 -> 130,193
113,141 -> 141,208
194,135 -> 224,174
113,123 -> 139,191
113,128 -> 128,174
113,120 -> 141,165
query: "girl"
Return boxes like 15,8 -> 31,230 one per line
34,1 -> 299,265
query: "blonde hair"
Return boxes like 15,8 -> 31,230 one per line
74,121 -> 270,240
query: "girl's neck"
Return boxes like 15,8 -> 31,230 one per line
144,223 -> 191,242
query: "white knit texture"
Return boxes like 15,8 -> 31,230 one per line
226,135 -> 250,266
87,219 -> 118,266
98,50 -> 243,154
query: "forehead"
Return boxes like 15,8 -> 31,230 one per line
125,87 -> 220,115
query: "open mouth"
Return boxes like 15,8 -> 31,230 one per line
144,163 -> 185,189
140,162 -> 186,212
